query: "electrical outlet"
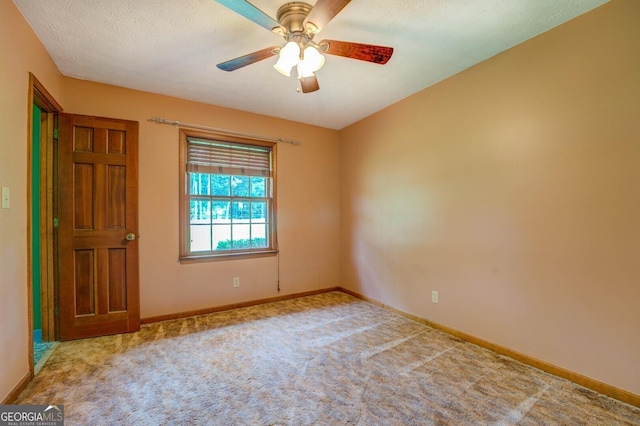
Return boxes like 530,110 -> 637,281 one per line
431,291 -> 439,304
233,277 -> 240,288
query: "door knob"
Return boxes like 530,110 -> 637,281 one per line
125,232 -> 137,241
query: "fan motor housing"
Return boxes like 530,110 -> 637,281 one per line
277,2 -> 312,34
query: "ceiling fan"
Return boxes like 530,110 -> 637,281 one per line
215,0 -> 394,93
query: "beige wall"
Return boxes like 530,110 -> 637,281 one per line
0,1 -> 65,401
62,79 -> 341,319
2,0 -> 339,400
340,0 -> 640,395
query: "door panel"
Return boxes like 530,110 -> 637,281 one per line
108,249 -> 127,312
74,249 -> 95,316
58,113 -> 140,340
74,163 -> 94,228
108,166 -> 126,228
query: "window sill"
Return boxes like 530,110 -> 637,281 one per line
179,249 -> 278,264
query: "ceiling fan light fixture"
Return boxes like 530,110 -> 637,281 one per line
298,46 -> 325,76
274,58 -> 293,76
273,41 -> 300,76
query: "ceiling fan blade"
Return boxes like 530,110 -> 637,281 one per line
215,0 -> 283,32
319,40 -> 394,64
303,0 -> 351,34
217,47 -> 278,72
300,74 -> 320,93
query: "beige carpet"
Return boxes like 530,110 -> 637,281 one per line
16,292 -> 640,425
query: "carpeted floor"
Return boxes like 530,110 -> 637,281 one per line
16,291 -> 640,425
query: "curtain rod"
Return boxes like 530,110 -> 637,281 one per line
147,116 -> 301,145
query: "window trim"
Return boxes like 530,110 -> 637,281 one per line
178,129 -> 278,263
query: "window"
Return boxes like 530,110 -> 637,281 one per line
179,130 -> 277,261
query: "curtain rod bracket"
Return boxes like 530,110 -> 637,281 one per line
147,116 -> 301,145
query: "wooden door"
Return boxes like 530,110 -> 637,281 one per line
58,113 -> 140,340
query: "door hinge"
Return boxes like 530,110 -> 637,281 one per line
53,128 -> 59,139
54,305 -> 60,318
53,218 -> 59,228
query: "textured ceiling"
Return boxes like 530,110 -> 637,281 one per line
14,0 -> 608,129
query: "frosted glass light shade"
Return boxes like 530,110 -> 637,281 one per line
274,57 -> 293,76
297,46 -> 325,78
274,42 -> 300,76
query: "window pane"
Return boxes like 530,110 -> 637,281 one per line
213,224 -> 232,250
251,201 -> 267,223
231,176 -> 249,197
251,224 -> 268,248
232,201 -> 250,222
250,176 -> 266,197
232,224 -> 251,249
212,201 -> 230,221
190,224 -> 212,252
189,173 -> 210,195
211,174 -> 230,196
190,199 -> 211,223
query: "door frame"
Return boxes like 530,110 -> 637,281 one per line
27,73 -> 62,374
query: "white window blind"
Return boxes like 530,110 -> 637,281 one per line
187,137 -> 272,177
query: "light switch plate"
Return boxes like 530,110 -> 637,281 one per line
1,187 -> 9,209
